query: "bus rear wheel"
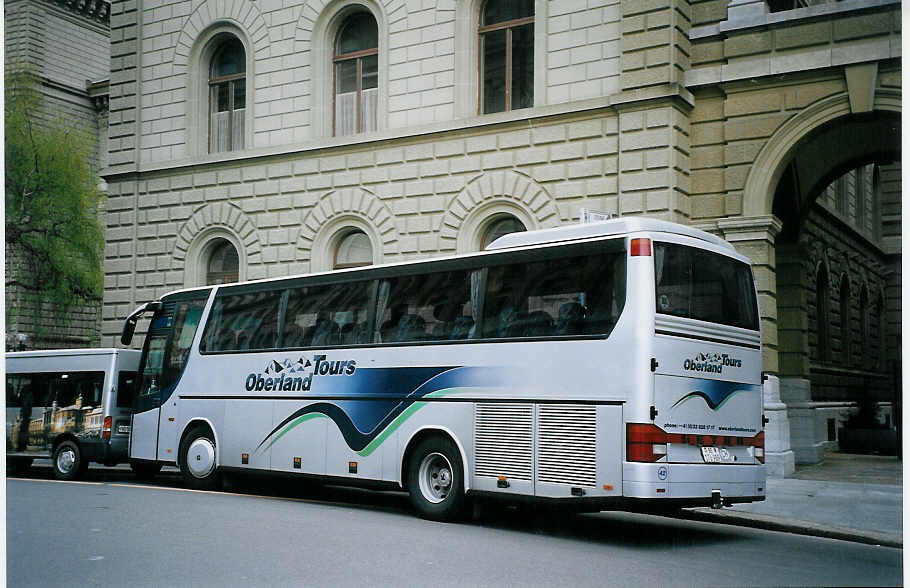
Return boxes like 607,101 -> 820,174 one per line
53,440 -> 88,481
407,436 -> 467,522
179,427 -> 221,490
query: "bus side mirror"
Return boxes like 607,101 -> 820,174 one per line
121,301 -> 163,346
121,318 -> 137,346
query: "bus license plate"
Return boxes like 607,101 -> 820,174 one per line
701,447 -> 732,463
118,425 -> 131,434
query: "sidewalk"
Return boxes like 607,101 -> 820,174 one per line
679,452 -> 903,547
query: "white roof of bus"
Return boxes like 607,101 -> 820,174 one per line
486,217 -> 732,251
5,348 -> 138,359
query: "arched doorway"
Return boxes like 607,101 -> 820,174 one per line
768,110 -> 900,463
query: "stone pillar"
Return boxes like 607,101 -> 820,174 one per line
762,375 -> 795,476
620,0 -> 691,91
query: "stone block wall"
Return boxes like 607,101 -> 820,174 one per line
102,102 -> 697,344
112,0 -> 632,166
4,0 -> 109,350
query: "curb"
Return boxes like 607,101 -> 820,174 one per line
671,508 -> 903,549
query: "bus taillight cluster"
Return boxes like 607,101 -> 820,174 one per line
626,423 -> 764,463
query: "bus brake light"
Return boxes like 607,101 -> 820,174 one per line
102,416 -> 112,441
630,238 -> 651,257
627,423 -> 670,462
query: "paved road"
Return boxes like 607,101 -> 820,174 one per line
6,471 -> 902,587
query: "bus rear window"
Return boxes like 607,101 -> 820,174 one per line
654,242 -> 759,331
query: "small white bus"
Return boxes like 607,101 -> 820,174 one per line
121,218 -> 765,520
6,348 -> 141,479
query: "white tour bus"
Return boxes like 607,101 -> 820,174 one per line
6,348 -> 141,479
121,218 -> 765,520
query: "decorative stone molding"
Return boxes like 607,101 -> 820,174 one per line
298,187 -> 397,271
439,170 -> 559,253
173,202 -> 261,285
172,0 -> 273,72
50,0 -> 110,23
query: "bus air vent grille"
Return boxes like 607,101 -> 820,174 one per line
537,404 -> 597,488
474,403 -> 533,481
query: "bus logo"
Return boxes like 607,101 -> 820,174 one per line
245,354 -> 357,392
682,352 -> 742,374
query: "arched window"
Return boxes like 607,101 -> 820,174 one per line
859,285 -> 869,364
815,265 -> 829,363
206,238 -> 239,285
334,12 -> 378,136
334,230 -> 373,269
876,292 -> 887,370
209,37 -> 246,152
479,0 -> 534,114
481,215 -> 526,249
839,275 -> 850,365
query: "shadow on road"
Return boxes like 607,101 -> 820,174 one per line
11,463 -> 744,549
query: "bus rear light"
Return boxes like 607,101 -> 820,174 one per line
630,238 -> 652,257
102,416 -> 112,441
627,423 -> 670,462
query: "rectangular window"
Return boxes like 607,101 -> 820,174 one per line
377,270 -> 476,344
510,23 -> 534,110
282,281 -> 372,348
203,290 -> 282,352
117,371 -> 139,409
654,242 -> 759,331
482,246 -> 626,339
481,29 -> 507,114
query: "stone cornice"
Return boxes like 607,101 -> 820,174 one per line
47,0 -> 110,24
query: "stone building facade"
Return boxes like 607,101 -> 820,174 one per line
4,0 -> 112,350
100,0 -> 901,471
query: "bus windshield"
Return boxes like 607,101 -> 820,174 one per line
654,241 -> 759,330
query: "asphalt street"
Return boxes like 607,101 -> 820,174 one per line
6,471 -> 903,587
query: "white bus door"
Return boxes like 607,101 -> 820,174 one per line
130,389 -> 161,461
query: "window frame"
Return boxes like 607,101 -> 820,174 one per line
198,238 -> 627,354
333,12 -> 379,136
477,1 -> 534,114
208,37 -> 247,153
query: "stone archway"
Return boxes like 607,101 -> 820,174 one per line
754,99 -> 901,465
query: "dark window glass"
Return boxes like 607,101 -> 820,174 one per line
479,0 -> 534,114
482,0 -> 533,26
334,12 -> 379,136
654,243 -> 759,331
483,248 -> 626,339
510,24 -> 534,110
137,297 -> 208,409
117,371 -> 138,409
202,290 -> 282,352
482,29 -> 506,115
209,37 -> 246,152
282,282 -> 372,348
206,238 -> 239,285
378,270 -> 476,344
840,276 -> 850,364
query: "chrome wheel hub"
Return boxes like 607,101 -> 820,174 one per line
418,452 -> 454,504
57,448 -> 76,474
186,437 -> 216,479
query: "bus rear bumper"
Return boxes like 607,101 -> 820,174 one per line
623,462 -> 766,503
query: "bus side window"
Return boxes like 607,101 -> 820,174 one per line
205,291 -> 280,352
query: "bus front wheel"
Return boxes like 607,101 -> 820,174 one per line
407,436 -> 467,522
179,427 -> 221,490
53,440 -> 88,481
